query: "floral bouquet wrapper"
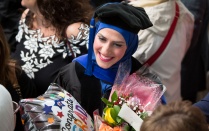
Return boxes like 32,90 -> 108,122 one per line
19,83 -> 94,131
94,60 -> 166,131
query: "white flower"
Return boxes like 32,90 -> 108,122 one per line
128,97 -> 141,107
51,37 -> 59,47
79,23 -> 89,36
16,29 -> 24,42
20,51 -> 36,62
34,58 -> 53,69
39,43 -> 55,59
24,35 -> 38,53
46,59 -> 53,65
58,49 -> 68,58
34,59 -> 47,69
17,19 -> 61,80
71,46 -> 80,57
119,101 -> 123,105
22,62 -> 38,79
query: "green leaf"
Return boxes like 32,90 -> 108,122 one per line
116,116 -> 122,123
113,105 -> 123,124
113,105 -> 120,115
110,107 -> 117,122
101,97 -> 113,107
140,112 -> 148,120
111,91 -> 118,102
123,124 -> 131,131
103,107 -> 108,116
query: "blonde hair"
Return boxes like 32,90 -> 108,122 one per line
140,101 -> 209,131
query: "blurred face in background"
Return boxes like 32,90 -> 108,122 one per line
93,28 -> 127,69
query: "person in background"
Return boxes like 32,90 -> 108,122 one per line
141,101 -> 209,131
12,0 -> 93,96
0,84 -> 15,131
54,2 -> 154,117
181,0 -> 209,103
0,0 -> 24,52
0,24 -> 37,131
128,0 -> 194,102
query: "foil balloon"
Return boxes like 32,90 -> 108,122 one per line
20,83 -> 94,131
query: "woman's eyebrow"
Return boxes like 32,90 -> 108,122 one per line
112,39 -> 126,44
97,33 -> 125,44
97,33 -> 104,37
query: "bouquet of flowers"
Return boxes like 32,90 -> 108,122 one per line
94,61 -> 166,131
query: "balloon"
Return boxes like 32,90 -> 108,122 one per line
20,83 -> 94,131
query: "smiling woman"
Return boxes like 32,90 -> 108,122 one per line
94,28 -> 127,69
54,2 -> 153,118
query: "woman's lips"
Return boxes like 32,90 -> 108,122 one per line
99,53 -> 113,62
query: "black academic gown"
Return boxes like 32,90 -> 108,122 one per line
54,57 -> 142,117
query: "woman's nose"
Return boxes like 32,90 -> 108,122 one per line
101,43 -> 111,55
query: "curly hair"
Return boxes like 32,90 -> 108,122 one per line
0,25 -> 18,86
27,0 -> 93,38
140,101 -> 209,131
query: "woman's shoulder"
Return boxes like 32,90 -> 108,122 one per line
54,61 -> 86,98
66,22 -> 89,39
58,62 -> 76,74
58,61 -> 85,75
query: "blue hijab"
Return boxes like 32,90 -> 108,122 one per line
73,21 -> 138,84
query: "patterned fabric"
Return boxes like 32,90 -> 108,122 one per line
12,18 -> 89,95
20,83 -> 94,131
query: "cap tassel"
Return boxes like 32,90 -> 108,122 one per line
85,18 -> 95,76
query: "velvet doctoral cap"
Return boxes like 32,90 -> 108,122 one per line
94,2 -> 153,34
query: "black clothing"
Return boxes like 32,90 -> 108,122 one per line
94,2 -> 153,34
54,57 -> 142,117
12,13 -> 89,96
181,0 -> 209,103
0,0 -> 24,52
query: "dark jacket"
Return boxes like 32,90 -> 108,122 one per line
181,0 -> 209,103
54,57 -> 142,117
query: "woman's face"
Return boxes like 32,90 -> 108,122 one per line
94,28 -> 127,69
21,0 -> 37,9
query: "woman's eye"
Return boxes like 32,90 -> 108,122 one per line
113,43 -> 122,47
99,37 -> 106,42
